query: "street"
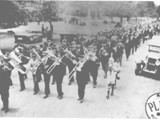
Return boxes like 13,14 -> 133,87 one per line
0,37 -> 159,118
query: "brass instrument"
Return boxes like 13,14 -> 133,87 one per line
30,49 -> 48,74
0,50 -> 13,71
30,49 -> 41,60
0,59 -> 13,71
45,47 -> 77,74
68,55 -> 88,82
64,49 -> 76,63
46,54 -> 65,74
30,56 -> 48,74
8,51 -> 28,74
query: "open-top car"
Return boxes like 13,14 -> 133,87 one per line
135,36 -> 160,76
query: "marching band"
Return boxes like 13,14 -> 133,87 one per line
0,21 -> 160,112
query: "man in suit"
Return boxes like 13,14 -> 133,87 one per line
42,51 -> 53,99
52,51 -> 66,99
75,43 -> 89,103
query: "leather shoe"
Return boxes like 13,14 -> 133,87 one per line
58,96 -> 63,99
1,107 -> 5,111
43,95 -> 48,99
4,108 -> 9,113
33,92 -> 38,95
19,88 -> 25,91
77,98 -> 81,101
80,99 -> 84,103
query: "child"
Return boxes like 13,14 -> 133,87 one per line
106,57 -> 120,99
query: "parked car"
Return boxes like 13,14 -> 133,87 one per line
135,36 -> 160,76
14,33 -> 45,49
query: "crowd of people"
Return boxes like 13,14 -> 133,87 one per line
0,20 -> 160,113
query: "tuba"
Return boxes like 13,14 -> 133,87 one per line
8,50 -> 28,74
0,50 -> 13,71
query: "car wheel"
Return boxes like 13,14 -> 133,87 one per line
135,67 -> 142,75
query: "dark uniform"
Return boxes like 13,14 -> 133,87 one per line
76,59 -> 89,103
75,43 -> 89,103
52,61 -> 66,99
0,59 -> 13,113
43,57 -> 53,98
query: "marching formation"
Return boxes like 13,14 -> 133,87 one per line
0,20 -> 160,113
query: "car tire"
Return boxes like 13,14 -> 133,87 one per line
135,67 -> 142,75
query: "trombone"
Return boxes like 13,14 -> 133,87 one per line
30,49 -> 48,74
46,54 -> 65,74
68,55 -> 88,82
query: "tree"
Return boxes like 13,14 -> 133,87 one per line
41,1 -> 58,22
0,0 -> 31,28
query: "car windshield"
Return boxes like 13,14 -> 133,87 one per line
149,45 -> 160,53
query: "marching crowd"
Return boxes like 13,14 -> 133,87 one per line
0,20 -> 160,113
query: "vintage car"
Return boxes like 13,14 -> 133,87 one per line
14,32 -> 46,49
135,36 -> 160,76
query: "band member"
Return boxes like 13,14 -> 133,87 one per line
124,34 -> 131,61
99,41 -> 111,78
0,55 -> 14,113
29,53 -> 42,95
48,43 -> 57,85
19,45 -> 29,80
42,51 -> 52,99
87,45 -> 100,88
3,50 -> 13,86
52,51 -> 66,99
9,45 -> 27,91
67,40 -> 77,85
75,43 -> 89,103
112,41 -> 124,66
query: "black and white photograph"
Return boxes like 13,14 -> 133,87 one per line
0,0 -> 160,118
